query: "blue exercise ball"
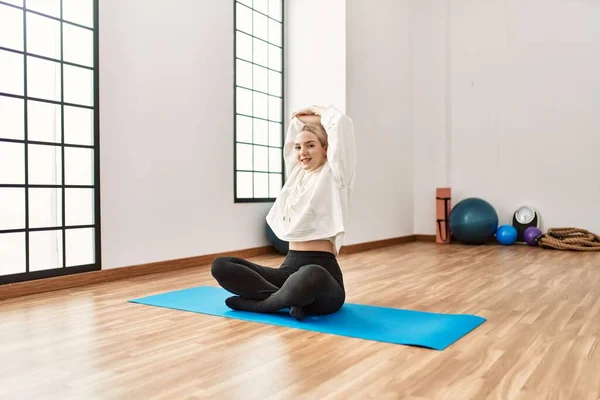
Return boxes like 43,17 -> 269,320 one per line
496,224 -> 517,245
266,223 -> 288,255
449,198 -> 498,245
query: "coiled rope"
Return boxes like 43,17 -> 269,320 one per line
538,227 -> 600,251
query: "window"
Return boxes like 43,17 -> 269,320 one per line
0,0 -> 99,284
234,0 -> 284,202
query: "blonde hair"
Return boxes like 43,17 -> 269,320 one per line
301,123 -> 328,148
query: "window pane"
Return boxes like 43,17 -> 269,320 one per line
27,56 -> 61,101
65,147 -> 93,185
65,188 -> 94,226
254,0 -> 268,14
0,233 -> 26,276
26,0 -> 60,18
268,44 -> 282,71
236,115 -> 252,143
269,96 -> 281,122
236,59 -> 252,89
236,31 -> 252,62
63,0 -> 94,28
0,188 -> 25,230
253,172 -> 268,198
29,230 -> 63,271
28,144 -> 62,185
236,143 -> 252,170
254,92 -> 268,119
0,4 -> 24,51
269,0 -> 282,21
236,2 -> 252,35
64,65 -> 93,106
268,19 -> 282,46
63,23 -> 94,67
253,145 -> 268,171
64,106 -> 93,146
269,148 -> 282,172
253,39 -> 267,67
0,96 -> 24,140
236,171 -> 252,198
2,0 -> 23,6
268,122 -> 281,147
253,64 -> 268,93
66,227 -> 94,267
0,142 -> 24,184
253,11 -> 268,41
269,173 -> 282,198
0,50 -> 24,96
28,100 -> 61,143
237,0 -> 252,8
236,87 -> 252,115
26,12 -> 61,60
29,188 -> 62,229
254,119 -> 268,145
268,70 -> 282,96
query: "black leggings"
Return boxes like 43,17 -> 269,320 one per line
211,250 -> 345,320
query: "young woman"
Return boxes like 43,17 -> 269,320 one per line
211,105 -> 356,320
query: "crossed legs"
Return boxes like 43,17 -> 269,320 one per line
210,257 -> 288,300
211,257 -> 345,320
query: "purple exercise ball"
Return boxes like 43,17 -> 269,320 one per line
524,227 -> 542,246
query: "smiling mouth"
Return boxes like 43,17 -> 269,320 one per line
301,158 -> 312,164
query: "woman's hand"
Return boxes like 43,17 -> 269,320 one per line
292,105 -> 325,118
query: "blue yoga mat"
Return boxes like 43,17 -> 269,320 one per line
129,286 -> 486,350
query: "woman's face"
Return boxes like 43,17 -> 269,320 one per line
294,131 -> 327,172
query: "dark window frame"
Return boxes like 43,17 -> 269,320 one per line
233,0 -> 285,203
0,0 -> 101,284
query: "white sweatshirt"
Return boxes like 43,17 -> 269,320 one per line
266,105 -> 356,255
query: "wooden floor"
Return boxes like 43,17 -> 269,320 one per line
1,242 -> 599,399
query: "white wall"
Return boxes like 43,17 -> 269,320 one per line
285,0 -> 415,246
99,0 -> 271,269
284,0 -> 346,116
414,0 -> 600,235
412,0 -> 449,235
345,0 -> 415,244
